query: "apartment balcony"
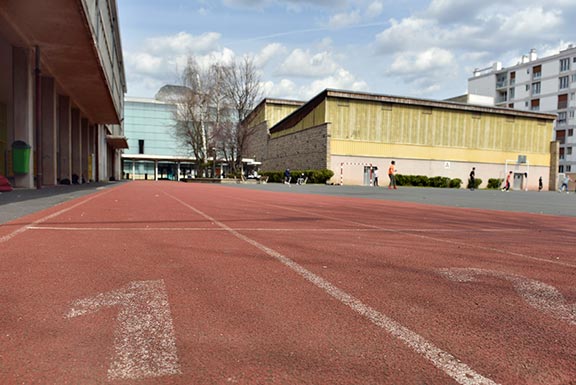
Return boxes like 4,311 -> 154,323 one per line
533,72 -> 542,80
558,101 -> 568,110
496,80 -> 508,89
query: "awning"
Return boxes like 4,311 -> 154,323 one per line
106,135 -> 129,149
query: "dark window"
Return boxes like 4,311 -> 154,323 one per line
138,139 -> 144,154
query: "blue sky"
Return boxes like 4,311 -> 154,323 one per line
118,0 -> 576,102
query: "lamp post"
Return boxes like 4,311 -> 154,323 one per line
212,147 -> 216,178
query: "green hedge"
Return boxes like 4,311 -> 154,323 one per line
487,178 -> 503,189
466,177 -> 483,189
396,174 -> 463,189
260,169 -> 334,184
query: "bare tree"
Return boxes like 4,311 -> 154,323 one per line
222,56 -> 262,173
171,55 -> 262,176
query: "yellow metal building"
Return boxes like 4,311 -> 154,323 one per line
243,89 -> 557,190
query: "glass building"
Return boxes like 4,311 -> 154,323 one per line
122,97 -> 196,181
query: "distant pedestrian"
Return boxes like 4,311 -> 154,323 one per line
469,167 -> 476,191
284,168 -> 291,184
538,176 -> 543,192
502,171 -> 513,192
388,161 -> 397,190
373,168 -> 379,187
559,175 -> 572,194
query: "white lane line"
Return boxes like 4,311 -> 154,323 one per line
166,192 -> 499,385
234,197 -> 576,269
27,225 -> 529,233
439,268 -> 576,326
0,190 -> 111,244
66,280 -> 181,380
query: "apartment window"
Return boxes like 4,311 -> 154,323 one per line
558,94 -> 568,109
560,76 -> 569,89
530,99 -> 540,111
509,71 -> 516,85
558,111 -> 567,125
567,147 -> 573,156
569,129 -> 574,136
572,92 -> 576,100
572,74 -> 576,83
559,165 -> 564,173
525,84 -> 530,91
532,65 -> 542,79
532,82 -> 541,95
560,58 -> 570,72
138,139 -> 145,154
567,165 -> 572,172
570,111 -> 575,119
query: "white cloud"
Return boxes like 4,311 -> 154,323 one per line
277,48 -> 341,77
389,48 -> 455,75
497,7 -> 562,37
366,1 -> 383,18
254,43 -> 287,67
328,10 -> 362,28
145,32 -> 221,55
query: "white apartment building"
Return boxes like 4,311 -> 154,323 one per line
468,46 -> 576,173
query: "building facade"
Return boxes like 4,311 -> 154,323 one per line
122,97 -> 197,181
244,89 -> 557,190
0,0 -> 127,188
468,46 -> 576,174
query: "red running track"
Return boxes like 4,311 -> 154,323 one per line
0,181 -> 575,384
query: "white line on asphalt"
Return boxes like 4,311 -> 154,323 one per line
0,190 -> 111,244
27,225 -> 528,232
166,192 -> 499,385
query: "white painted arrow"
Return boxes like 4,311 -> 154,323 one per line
439,268 -> 576,326
66,280 -> 182,380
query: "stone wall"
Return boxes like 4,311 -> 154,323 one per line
262,123 -> 330,171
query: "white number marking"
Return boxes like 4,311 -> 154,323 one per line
66,280 -> 182,380
439,268 -> 576,325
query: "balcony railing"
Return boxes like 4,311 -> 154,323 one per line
558,101 -> 568,109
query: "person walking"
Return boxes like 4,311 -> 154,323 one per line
373,168 -> 379,187
538,176 -> 543,192
502,171 -> 513,192
284,168 -> 291,184
469,167 -> 476,191
388,161 -> 397,190
558,175 -> 572,193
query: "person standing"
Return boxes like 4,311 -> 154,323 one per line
502,171 -> 513,191
373,168 -> 379,187
388,161 -> 397,190
469,167 -> 476,191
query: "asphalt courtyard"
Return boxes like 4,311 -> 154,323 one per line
1,181 -> 575,384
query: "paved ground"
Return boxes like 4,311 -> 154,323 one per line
1,181 -> 575,384
2,181 -> 576,223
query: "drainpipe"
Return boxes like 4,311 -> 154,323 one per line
34,46 -> 42,189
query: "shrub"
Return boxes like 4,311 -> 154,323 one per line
487,178 -> 503,189
466,177 -> 482,189
449,178 -> 462,188
260,169 -> 334,184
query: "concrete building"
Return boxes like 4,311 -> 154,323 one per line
468,46 -> 576,174
0,0 -> 127,188
244,89 -> 557,190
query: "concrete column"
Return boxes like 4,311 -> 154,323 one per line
71,108 -> 82,183
81,118 -> 89,183
58,95 -> 71,182
12,47 -> 34,188
40,76 -> 57,185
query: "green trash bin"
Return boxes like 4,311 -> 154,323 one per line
12,140 -> 31,174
